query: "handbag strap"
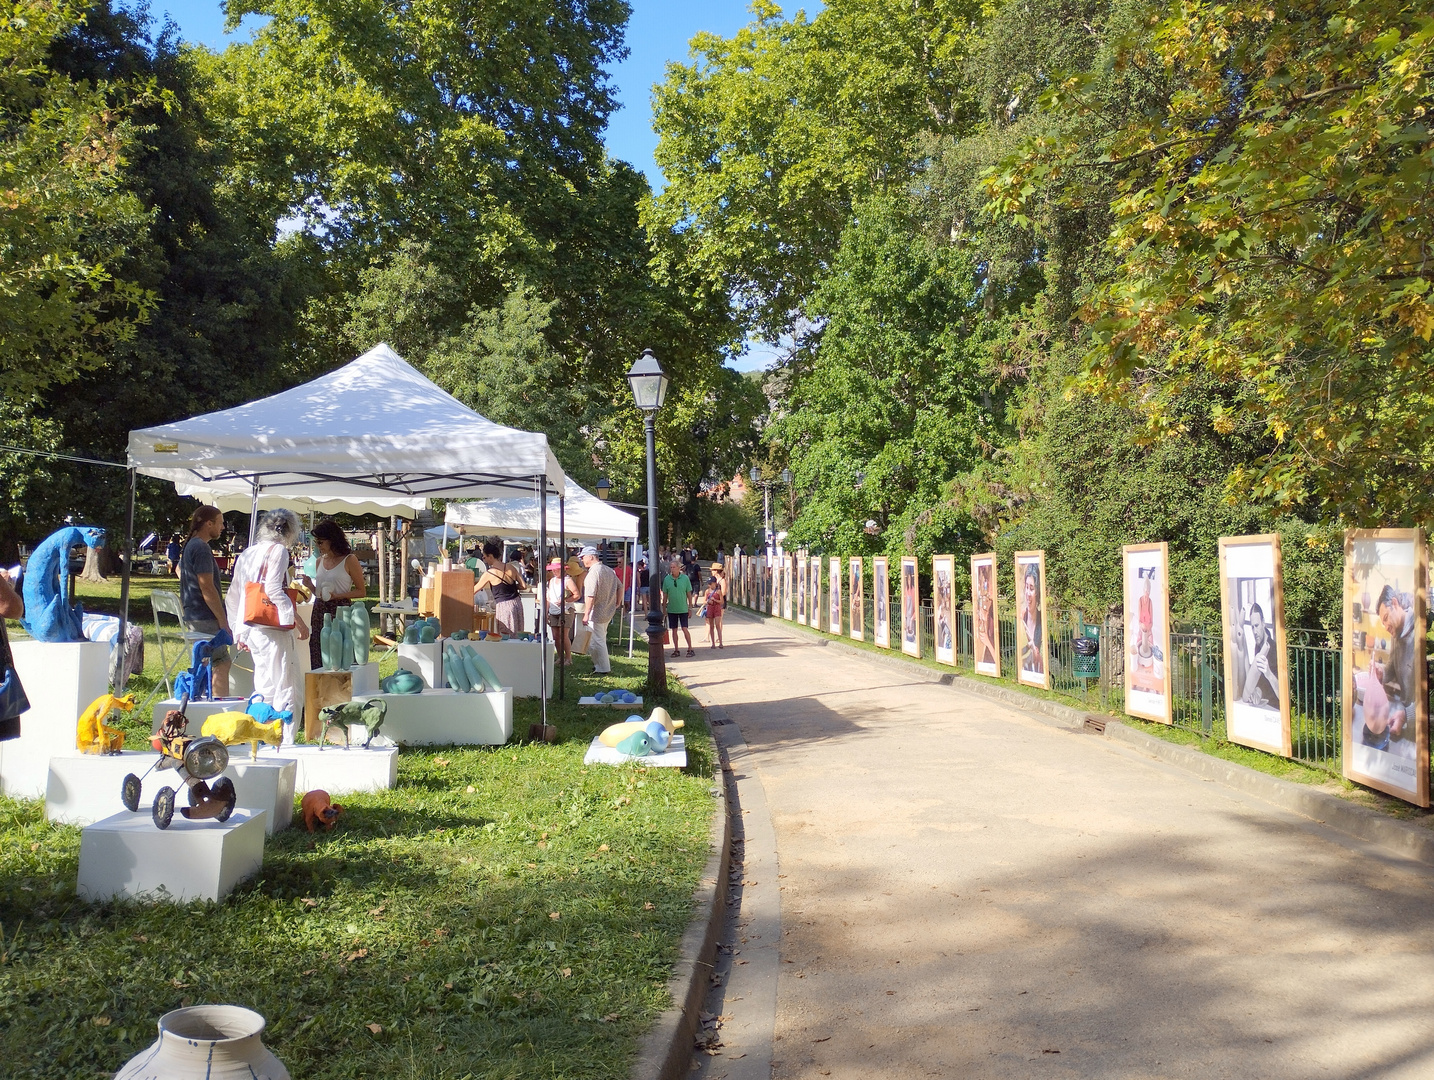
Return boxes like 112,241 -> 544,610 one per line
0,612 -> 12,673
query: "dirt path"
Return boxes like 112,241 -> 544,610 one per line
680,612 -> 1434,1080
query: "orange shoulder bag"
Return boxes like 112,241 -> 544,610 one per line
242,544 -> 299,629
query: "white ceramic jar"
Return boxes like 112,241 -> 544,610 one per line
115,1005 -> 289,1080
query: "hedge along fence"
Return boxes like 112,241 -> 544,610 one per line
725,554 -> 1390,783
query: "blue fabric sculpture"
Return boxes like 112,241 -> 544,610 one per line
20,525 -> 106,642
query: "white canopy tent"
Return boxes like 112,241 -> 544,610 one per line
124,343 -> 568,718
176,486 -> 425,519
444,480 -> 638,541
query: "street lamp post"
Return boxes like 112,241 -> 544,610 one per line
749,466 -> 792,558
627,348 -> 669,699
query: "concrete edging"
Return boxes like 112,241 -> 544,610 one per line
629,722 -> 732,1080
728,606 -> 1434,868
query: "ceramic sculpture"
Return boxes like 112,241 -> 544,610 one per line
320,613 -> 335,670
380,670 -> 424,694
317,698 -> 387,746
201,712 -> 283,761
599,718 -> 673,756
114,1005 -> 289,1080
349,603 -> 371,664
124,704 -> 235,829
20,524 -> 105,642
449,628 -> 468,640
443,645 -> 472,691
646,706 -> 682,734
76,692 -> 134,754
419,623 -> 438,643
302,789 -> 344,831
402,623 -> 421,644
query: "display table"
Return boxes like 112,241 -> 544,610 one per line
0,640 -> 111,798
246,743 -> 398,795
77,808 -> 267,903
467,638 -> 555,698
354,689 -> 512,746
46,751 -> 298,834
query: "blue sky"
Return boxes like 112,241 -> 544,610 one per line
150,0 -> 781,369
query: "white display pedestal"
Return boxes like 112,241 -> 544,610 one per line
247,744 -> 398,795
150,697 -> 249,736
0,640 -> 111,798
46,752 -> 297,834
467,639 -> 555,698
397,642 -> 445,688
77,808 -> 267,903
350,661 -> 379,695
355,689 -> 512,746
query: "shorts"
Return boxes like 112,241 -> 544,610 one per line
667,612 -> 689,630
185,618 -> 232,663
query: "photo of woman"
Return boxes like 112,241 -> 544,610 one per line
783,556 -> 794,621
970,554 -> 999,677
1343,529 -> 1428,807
796,550 -> 808,625
1123,543 -> 1172,723
874,557 -> 890,648
932,555 -> 955,665
810,556 -> 823,627
900,556 -> 920,658
1015,551 -> 1048,689
849,558 -> 864,640
829,556 -> 842,633
1219,535 -> 1291,756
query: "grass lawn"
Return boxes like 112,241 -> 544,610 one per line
2,575 -> 718,1079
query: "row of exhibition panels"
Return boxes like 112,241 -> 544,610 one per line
723,531 -> 1431,810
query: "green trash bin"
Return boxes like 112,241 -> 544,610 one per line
1072,633 -> 1100,679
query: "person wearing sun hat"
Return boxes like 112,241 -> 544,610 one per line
579,544 -> 621,675
545,557 -> 581,666
703,561 -> 727,649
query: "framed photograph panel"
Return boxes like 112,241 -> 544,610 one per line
829,556 -> 842,634
900,556 -> 920,658
782,556 -> 794,621
796,550 -> 807,625
1343,529 -> 1428,807
1015,550 -> 1050,689
809,556 -> 823,627
1218,535 -> 1292,757
874,557 -> 891,648
970,553 -> 1000,677
932,555 -> 956,665
849,558 -> 864,641
1123,543 -> 1173,723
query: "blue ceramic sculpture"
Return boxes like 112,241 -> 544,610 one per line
21,525 -> 106,642
380,670 -> 424,694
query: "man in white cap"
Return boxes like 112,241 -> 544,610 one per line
579,544 -> 621,675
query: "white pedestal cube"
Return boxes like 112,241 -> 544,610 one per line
76,808 -> 267,903
350,661 -> 379,695
397,642 -> 445,688
0,640 -> 111,798
46,751 -> 297,834
466,640 -> 555,698
245,744 -> 398,795
356,689 -> 512,746
150,697 -> 250,736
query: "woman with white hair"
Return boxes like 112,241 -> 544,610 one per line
224,509 -> 309,713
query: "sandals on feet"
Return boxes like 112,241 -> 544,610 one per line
686,649 -> 695,657
670,650 -> 681,659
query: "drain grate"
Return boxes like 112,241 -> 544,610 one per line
1083,716 -> 1107,735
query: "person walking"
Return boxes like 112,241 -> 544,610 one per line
303,519 -> 366,671
579,545 -> 621,675
704,562 -> 727,649
661,557 -> 694,658
224,509 -> 308,715
179,506 -> 234,696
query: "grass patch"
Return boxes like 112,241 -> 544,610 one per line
0,623 -> 719,1079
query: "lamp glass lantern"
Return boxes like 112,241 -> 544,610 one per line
627,348 -> 669,411
596,478 -> 612,501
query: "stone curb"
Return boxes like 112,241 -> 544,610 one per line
629,714 -> 732,1080
728,607 -> 1434,869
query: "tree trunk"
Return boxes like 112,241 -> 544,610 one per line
80,544 -> 108,583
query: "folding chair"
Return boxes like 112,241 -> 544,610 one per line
150,588 -> 210,699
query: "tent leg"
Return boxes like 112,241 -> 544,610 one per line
114,467 -> 137,689
558,493 -> 565,701
628,539 -> 637,659
537,479 -> 548,730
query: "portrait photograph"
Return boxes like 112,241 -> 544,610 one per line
1343,529 -> 1428,806
874,556 -> 890,648
1015,551 -> 1049,689
849,558 -> 864,640
1123,542 -> 1172,723
901,556 -> 920,658
829,556 -> 842,634
810,556 -> 823,626
970,553 -> 1000,677
796,550 -> 808,625
783,556 -> 794,621
1218,535 -> 1291,756
932,555 -> 956,665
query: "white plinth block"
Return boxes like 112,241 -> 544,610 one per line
244,744 -> 398,795
350,661 -> 379,695
397,642 -> 445,688
225,757 -> 297,834
0,640 -> 112,799
150,697 -> 251,737
467,640 -> 555,698
77,808 -> 267,903
355,689 -> 512,746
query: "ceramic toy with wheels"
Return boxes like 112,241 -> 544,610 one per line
122,698 -> 236,829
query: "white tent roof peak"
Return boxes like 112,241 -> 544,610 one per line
445,478 -> 638,541
127,343 -> 565,501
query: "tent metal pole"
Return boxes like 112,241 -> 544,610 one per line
537,478 -> 548,730
558,492 -> 565,701
628,539 -> 637,658
115,466 -> 137,688
247,478 -> 260,545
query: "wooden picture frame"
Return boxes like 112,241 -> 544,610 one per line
809,555 -> 823,627
873,556 -> 890,648
796,549 -> 807,625
1014,550 -> 1050,689
1122,542 -> 1173,724
1342,528 -> 1428,807
829,556 -> 842,634
970,553 -> 1000,677
782,555 -> 794,621
900,556 -> 920,658
932,555 -> 956,665
849,558 -> 864,641
1218,534 -> 1292,757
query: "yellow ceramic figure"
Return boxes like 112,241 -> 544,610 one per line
598,708 -> 685,748
200,712 -> 283,760
76,693 -> 136,754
